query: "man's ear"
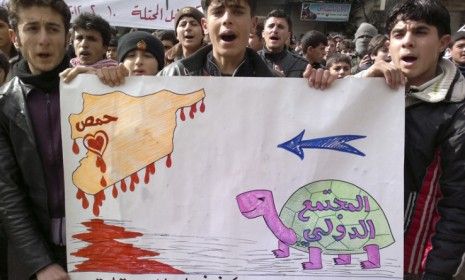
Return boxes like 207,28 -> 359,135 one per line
304,46 -> 311,60
439,34 -> 451,53
66,31 -> 71,46
9,29 -> 20,48
250,16 -> 257,34
201,17 -> 208,35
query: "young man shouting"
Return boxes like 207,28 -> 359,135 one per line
354,1 -> 465,278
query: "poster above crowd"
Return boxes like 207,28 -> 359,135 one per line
61,75 -> 404,280
300,2 -> 352,22
0,0 -> 202,30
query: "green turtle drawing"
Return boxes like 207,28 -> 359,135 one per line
236,180 -> 394,270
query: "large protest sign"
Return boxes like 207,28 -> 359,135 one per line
61,76 -> 404,280
0,0 -> 201,30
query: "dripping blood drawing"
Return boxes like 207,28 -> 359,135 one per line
69,89 -> 206,216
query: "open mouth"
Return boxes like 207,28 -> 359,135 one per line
402,55 -> 417,63
220,31 -> 237,42
270,36 -> 280,41
79,51 -> 90,57
184,35 -> 194,40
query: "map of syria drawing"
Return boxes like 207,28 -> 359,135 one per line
68,89 -> 205,215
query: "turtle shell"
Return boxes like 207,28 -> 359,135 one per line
279,180 -> 395,255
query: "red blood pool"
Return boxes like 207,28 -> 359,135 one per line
71,219 -> 184,274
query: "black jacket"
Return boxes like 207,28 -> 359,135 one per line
159,44 -> 276,77
258,48 -> 308,77
403,61 -> 465,279
0,77 -> 56,279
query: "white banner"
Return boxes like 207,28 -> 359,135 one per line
61,76 -> 404,280
1,0 -> 201,30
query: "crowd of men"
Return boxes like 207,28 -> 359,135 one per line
0,0 -> 465,279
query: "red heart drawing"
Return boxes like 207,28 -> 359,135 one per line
83,131 -> 109,156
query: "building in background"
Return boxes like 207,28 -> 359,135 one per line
255,0 -> 465,40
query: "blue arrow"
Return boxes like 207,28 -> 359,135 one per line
277,130 -> 366,160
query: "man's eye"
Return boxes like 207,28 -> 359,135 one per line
25,26 -> 39,32
211,8 -> 224,16
233,9 -> 244,16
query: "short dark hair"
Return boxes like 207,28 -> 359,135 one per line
72,13 -> 112,46
339,39 -> 354,51
254,16 -> 265,37
386,0 -> 450,37
156,30 -> 178,45
367,34 -> 388,56
265,9 -> 292,32
8,0 -> 71,33
451,31 -> 465,47
108,37 -> 118,48
201,0 -> 257,16
326,53 -> 351,69
301,30 -> 327,53
0,7 -> 9,25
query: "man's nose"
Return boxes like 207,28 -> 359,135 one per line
135,55 -> 143,64
37,28 -> 50,45
402,32 -> 415,48
221,10 -> 233,25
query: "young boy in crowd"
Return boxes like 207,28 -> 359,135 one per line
160,0 -> 274,76
117,31 -> 165,76
106,37 -> 118,61
326,53 -> 351,79
450,31 -> 465,76
0,7 -> 18,60
71,13 -> 117,68
247,16 -> 264,52
300,30 -> 327,69
165,7 -> 205,65
354,1 -> 465,278
367,34 -> 390,65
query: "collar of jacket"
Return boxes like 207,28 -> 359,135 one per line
407,58 -> 465,105
179,44 -> 275,77
261,48 -> 288,62
0,77 -> 37,145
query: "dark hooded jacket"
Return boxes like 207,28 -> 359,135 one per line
159,44 -> 276,77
